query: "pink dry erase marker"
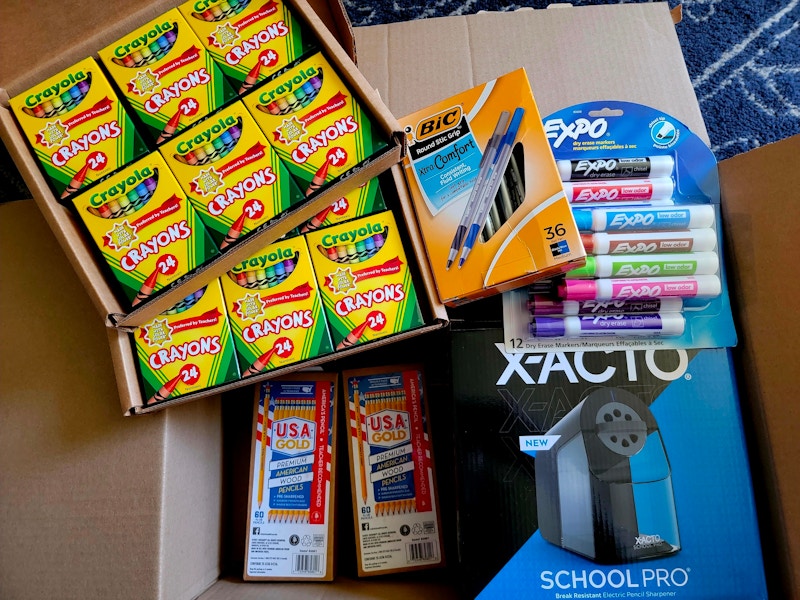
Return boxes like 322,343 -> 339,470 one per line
559,275 -> 722,301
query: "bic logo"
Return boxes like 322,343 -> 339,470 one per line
415,106 -> 462,141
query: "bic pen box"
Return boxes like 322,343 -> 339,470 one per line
398,68 -> 586,306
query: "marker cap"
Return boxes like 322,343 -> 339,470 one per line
529,317 -> 565,338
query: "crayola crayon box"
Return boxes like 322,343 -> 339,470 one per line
244,373 -> 338,581
71,152 -> 219,310
449,328 -> 768,599
160,100 -> 304,249
398,68 -> 586,306
343,364 -> 445,576
220,235 -> 333,377
133,278 -> 240,407
9,57 -> 148,202
242,51 -> 390,198
98,8 -> 237,145
178,0 -> 318,95
305,210 -> 425,350
296,175 -> 386,234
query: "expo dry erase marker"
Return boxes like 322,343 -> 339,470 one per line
581,229 -> 717,254
558,275 -> 722,301
527,296 -> 684,316
445,110 -> 510,270
529,313 -> 686,338
557,156 -> 674,181
564,178 -> 674,204
565,252 -> 719,278
573,204 -> 715,232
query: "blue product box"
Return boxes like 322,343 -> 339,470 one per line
451,328 -> 767,599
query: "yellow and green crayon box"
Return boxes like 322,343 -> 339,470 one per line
305,211 -> 424,350
9,57 -> 148,201
178,0 -> 317,96
134,278 -> 241,407
241,51 -> 390,197
160,101 -> 304,249
220,235 -> 333,377
71,152 -> 220,309
98,8 -> 237,145
296,176 -> 386,234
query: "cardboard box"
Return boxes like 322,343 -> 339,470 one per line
1,3 -> 798,599
0,0 -> 447,415
448,328 -> 768,599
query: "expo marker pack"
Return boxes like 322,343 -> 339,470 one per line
160,101 -> 304,250
305,211 -> 425,350
98,8 -> 237,145
178,0 -> 317,95
244,373 -> 337,581
220,235 -> 333,377
71,152 -> 219,309
397,68 -> 585,306
9,57 -> 148,201
344,365 -> 444,576
133,278 -> 240,406
242,51 -> 390,197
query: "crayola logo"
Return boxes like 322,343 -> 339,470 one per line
234,247 -> 295,272
176,114 -> 237,153
114,21 -> 175,57
257,67 -> 317,103
25,71 -> 88,107
273,417 -> 315,454
415,106 -> 461,142
320,221 -> 383,247
368,410 -> 409,448
90,167 -> 155,206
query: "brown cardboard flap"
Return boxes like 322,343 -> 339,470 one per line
354,2 -> 708,145
719,134 -> 800,597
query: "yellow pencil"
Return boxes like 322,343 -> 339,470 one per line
353,381 -> 368,505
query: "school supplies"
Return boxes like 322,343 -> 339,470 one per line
9,57 -> 148,201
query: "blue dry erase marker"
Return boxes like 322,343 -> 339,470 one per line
445,110 -> 510,270
458,107 -> 525,268
573,204 -> 715,232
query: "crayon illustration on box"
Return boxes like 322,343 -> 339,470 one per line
397,68 -> 585,306
220,235 -> 333,378
71,153 -> 219,310
242,51 -> 390,198
133,278 -> 240,407
297,176 -> 387,234
178,0 -> 318,95
9,57 -> 148,201
502,101 -> 738,352
98,8 -> 237,144
344,365 -> 445,576
160,101 -> 304,249
305,211 -> 425,350
244,374 -> 337,581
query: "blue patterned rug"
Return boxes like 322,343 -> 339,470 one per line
2,0 -> 797,201
345,0 -> 800,160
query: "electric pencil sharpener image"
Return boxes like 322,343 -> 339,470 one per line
535,388 -> 680,564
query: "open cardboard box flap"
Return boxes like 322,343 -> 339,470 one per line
1,2 -> 797,598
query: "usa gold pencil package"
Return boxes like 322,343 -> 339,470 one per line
98,8 -> 237,145
71,152 -> 219,309
344,365 -> 444,576
160,101 -> 304,249
242,51 -> 390,198
297,176 -> 387,234
244,373 -> 338,581
305,211 -> 425,351
9,57 -> 148,201
220,235 -> 333,378
398,68 -> 585,306
133,278 -> 240,407
178,0 -> 317,95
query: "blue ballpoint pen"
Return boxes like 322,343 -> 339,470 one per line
444,111 -> 510,270
457,107 -> 525,269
